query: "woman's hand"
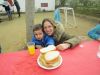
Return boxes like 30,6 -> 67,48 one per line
56,43 -> 71,51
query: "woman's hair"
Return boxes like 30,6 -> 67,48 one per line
42,18 -> 56,29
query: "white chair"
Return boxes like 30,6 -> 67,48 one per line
58,7 -> 77,28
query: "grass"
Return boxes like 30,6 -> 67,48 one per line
0,12 -> 99,53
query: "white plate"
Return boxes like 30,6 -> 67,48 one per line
37,54 -> 62,70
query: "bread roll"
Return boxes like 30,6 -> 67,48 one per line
40,45 -> 56,54
39,54 -> 54,67
44,51 -> 59,64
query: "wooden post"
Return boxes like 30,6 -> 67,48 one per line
25,0 -> 35,42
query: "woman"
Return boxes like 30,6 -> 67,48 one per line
42,18 -> 81,50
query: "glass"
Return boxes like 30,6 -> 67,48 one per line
27,42 -> 35,55
97,46 -> 100,58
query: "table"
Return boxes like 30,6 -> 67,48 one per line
58,7 -> 77,28
0,41 -> 100,75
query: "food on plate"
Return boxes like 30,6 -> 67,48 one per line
39,51 -> 60,68
40,45 -> 56,54
44,51 -> 59,64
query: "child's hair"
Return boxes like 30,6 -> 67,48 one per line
33,24 -> 42,32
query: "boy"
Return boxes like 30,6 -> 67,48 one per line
31,24 -> 55,49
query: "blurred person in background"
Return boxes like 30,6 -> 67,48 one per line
88,21 -> 100,41
14,0 -> 20,17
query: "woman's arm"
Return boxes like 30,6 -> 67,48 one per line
54,24 -> 81,50
59,32 -> 81,48
56,43 -> 71,51
55,32 -> 81,50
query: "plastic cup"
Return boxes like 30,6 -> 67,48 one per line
27,42 -> 35,55
97,46 -> 100,58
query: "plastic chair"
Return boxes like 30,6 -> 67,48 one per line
58,7 -> 77,28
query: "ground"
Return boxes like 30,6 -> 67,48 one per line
0,12 -> 99,53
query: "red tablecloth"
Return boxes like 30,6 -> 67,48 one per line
0,41 -> 100,75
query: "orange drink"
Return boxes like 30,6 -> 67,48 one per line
27,42 -> 35,55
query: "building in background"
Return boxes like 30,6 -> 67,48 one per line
35,0 -> 55,12
0,0 -> 55,12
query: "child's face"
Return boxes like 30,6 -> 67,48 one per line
34,29 -> 44,40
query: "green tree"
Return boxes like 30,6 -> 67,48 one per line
69,0 -> 78,9
60,0 -> 67,6
79,0 -> 91,7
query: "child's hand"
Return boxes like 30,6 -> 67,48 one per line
36,45 -> 43,49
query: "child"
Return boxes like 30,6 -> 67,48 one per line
2,0 -> 12,20
31,24 -> 55,49
88,21 -> 100,41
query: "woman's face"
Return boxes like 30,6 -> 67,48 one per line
43,21 -> 54,36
